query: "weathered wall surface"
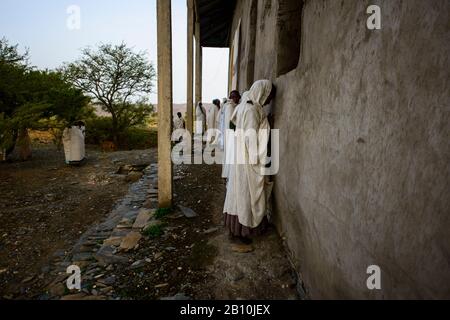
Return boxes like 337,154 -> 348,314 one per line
229,0 -> 450,299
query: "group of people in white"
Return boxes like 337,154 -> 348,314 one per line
176,79 -> 276,246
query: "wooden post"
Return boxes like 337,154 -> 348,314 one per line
186,0 -> 194,135
195,20 -> 202,108
157,0 -> 173,208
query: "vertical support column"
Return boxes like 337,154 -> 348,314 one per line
195,20 -> 202,108
186,0 -> 194,135
157,0 -> 173,208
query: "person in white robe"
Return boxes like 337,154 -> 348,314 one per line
173,112 -> 185,143
195,102 -> 206,134
173,112 -> 185,130
223,80 -> 276,243
206,99 -> 220,145
217,90 -> 241,179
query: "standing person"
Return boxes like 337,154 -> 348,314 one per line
173,112 -> 185,130
223,80 -> 276,246
206,99 -> 220,145
173,112 -> 185,143
195,102 -> 206,135
218,90 -> 241,179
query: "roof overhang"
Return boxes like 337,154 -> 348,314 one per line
196,0 -> 236,48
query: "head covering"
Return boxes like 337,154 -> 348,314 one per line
246,80 -> 273,108
196,102 -> 206,116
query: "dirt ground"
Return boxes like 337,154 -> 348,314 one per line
0,141 -> 300,300
110,163 -> 300,300
0,144 -> 156,299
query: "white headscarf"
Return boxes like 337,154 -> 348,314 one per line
246,80 -> 273,108
231,80 -> 273,125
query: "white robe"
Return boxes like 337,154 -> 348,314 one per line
173,117 -> 185,130
62,126 -> 86,164
195,104 -> 206,134
206,104 -> 219,144
219,100 -> 237,178
223,80 -> 273,228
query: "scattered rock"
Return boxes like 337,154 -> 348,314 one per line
203,227 -> 219,235
132,209 -> 154,230
231,244 -> 254,254
49,283 -> 66,296
119,232 -> 142,252
116,218 -> 133,229
61,293 -> 87,301
130,260 -> 146,270
143,220 -> 163,232
178,205 -> 198,218
98,276 -> 116,286
99,286 -> 113,294
94,246 -> 128,265
168,213 -> 185,220
72,261 -> 90,269
126,171 -> 143,182
103,237 -> 123,247
82,295 -> 107,300
21,276 -> 35,284
72,252 -> 93,262
160,293 -> 192,300
117,165 -> 132,175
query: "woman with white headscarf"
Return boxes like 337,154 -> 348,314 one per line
223,80 -> 276,244
195,102 -> 206,134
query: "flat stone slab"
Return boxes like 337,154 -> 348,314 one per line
132,209 -> 154,230
103,237 -> 123,247
116,218 -> 133,229
119,232 -> 142,252
178,205 -> 198,218
94,246 -> 128,265
231,244 -> 254,254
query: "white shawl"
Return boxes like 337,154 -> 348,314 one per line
224,80 -> 274,228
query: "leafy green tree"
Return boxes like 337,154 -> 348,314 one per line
62,43 -> 155,143
0,38 -> 90,158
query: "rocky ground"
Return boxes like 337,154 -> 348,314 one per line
1,144 -> 301,300
0,145 -> 156,299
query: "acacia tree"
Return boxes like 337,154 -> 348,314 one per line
63,43 -> 155,143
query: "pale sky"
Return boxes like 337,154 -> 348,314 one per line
0,0 -> 230,104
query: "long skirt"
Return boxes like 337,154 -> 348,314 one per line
224,213 -> 269,238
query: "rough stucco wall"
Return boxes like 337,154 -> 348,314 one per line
253,0 -> 277,82
230,0 -> 450,299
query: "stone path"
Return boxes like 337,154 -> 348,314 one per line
44,165 -> 159,300
41,162 -> 302,300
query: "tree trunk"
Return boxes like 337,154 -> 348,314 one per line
111,115 -> 119,148
6,128 -> 18,156
17,128 -> 32,161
